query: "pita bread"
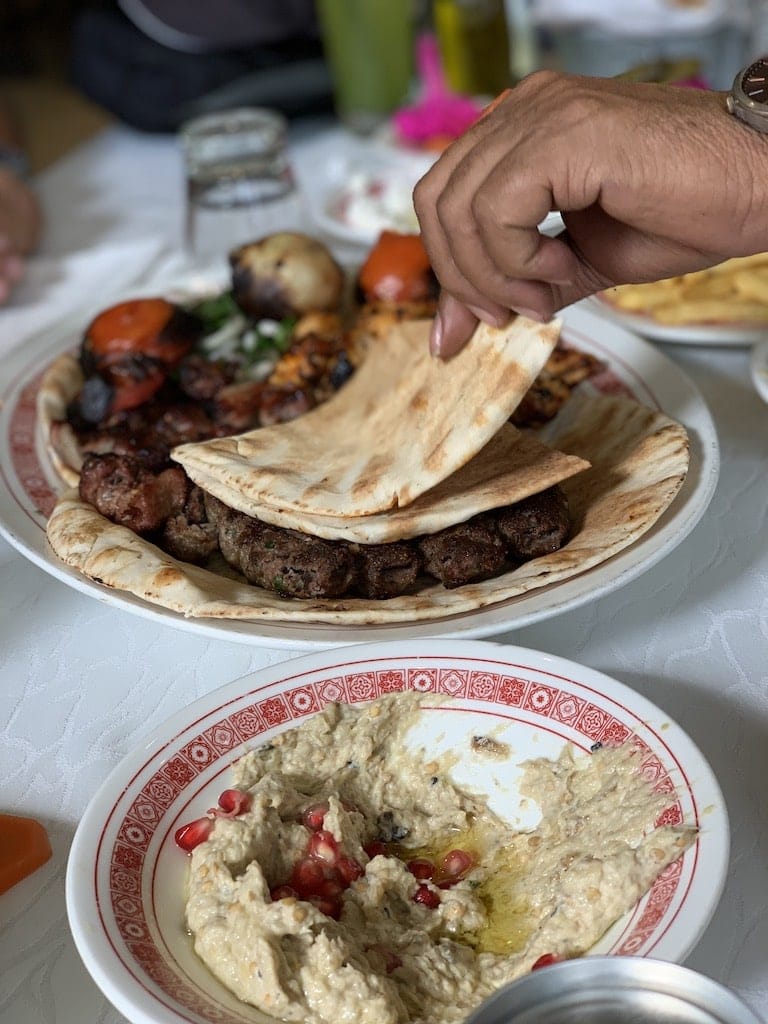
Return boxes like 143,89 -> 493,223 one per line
36,353 -> 83,488
187,425 -> 589,543
172,316 -> 560,518
46,394 -> 690,625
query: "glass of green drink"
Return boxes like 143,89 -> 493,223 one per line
316,0 -> 416,134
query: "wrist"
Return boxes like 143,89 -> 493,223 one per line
718,93 -> 768,253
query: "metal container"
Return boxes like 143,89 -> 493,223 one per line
466,958 -> 765,1024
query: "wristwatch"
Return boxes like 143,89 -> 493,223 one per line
0,143 -> 31,181
727,57 -> 768,133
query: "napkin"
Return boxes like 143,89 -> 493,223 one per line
0,237 -> 173,360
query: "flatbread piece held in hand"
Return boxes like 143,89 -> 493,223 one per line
172,315 -> 561,518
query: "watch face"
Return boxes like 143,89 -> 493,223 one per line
741,59 -> 768,105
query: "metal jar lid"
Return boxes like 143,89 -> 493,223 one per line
466,958 -> 765,1024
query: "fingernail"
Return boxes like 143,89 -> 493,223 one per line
467,305 -> 506,327
430,311 -> 444,356
516,307 -> 547,323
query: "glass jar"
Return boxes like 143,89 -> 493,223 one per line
433,0 -> 512,95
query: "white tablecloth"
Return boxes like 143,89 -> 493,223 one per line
1,121 -> 767,1024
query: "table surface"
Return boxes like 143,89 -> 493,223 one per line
1,119 -> 767,1024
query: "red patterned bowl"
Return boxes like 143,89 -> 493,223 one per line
65,639 -> 728,1024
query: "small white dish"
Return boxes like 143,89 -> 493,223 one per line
65,639 -> 728,1024
301,142 -> 434,249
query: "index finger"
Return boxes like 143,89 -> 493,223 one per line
413,90 -> 537,323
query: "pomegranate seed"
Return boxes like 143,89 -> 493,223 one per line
213,789 -> 252,818
338,856 -> 363,883
413,884 -> 440,909
316,877 -> 345,898
270,884 -> 298,901
302,802 -> 329,831
291,857 -> 325,894
531,953 -> 563,971
364,841 -> 387,859
308,830 -> 339,864
308,894 -> 342,919
440,849 -> 474,879
407,858 -> 435,880
174,817 -> 213,852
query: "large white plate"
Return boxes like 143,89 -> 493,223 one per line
0,297 -> 719,650
586,293 -> 768,347
65,639 -> 729,1024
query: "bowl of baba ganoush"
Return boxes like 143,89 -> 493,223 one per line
65,639 -> 729,1024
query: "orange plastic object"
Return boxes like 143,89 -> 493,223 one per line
358,230 -> 434,303
0,814 -> 52,894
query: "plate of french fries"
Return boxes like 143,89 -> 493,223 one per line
591,254 -> 768,346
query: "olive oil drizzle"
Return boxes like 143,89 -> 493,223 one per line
389,819 -> 536,956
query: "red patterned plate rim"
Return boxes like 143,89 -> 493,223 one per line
65,641 -> 729,1024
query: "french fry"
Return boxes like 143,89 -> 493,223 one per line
677,276 -> 736,300
601,253 -> 768,325
605,280 -> 680,311
732,269 -> 768,303
652,300 -> 768,325
707,254 -> 768,275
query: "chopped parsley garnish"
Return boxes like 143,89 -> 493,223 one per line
239,316 -> 296,368
190,288 -> 297,380
189,291 -> 241,333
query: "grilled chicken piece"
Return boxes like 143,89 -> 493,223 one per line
267,332 -> 344,389
544,345 -> 604,387
511,372 -> 573,427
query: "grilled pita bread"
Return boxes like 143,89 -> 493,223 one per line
37,352 -> 83,488
45,394 -> 690,625
172,316 -> 560,518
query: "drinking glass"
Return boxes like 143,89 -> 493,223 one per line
180,107 -> 304,266
316,0 -> 415,134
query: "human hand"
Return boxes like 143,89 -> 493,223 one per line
0,166 -> 42,304
413,72 -> 768,357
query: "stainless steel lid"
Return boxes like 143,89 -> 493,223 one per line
466,958 -> 765,1024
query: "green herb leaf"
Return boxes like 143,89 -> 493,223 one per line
189,291 -> 241,333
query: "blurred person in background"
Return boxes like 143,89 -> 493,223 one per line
70,0 -> 330,133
